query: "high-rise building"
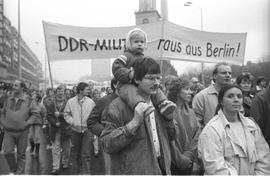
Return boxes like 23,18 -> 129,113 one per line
0,0 -> 42,89
0,0 -> 6,79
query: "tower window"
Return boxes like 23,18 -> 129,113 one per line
142,18 -> 149,24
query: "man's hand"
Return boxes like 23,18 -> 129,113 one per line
125,102 -> 152,135
178,155 -> 193,170
134,102 -> 149,124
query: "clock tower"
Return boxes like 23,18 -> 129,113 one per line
135,0 -> 161,25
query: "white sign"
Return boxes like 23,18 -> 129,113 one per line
43,20 -> 247,64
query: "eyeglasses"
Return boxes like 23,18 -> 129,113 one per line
144,74 -> 162,81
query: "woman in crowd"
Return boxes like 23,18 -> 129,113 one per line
198,84 -> 270,175
42,88 -> 54,107
92,88 -> 101,102
164,74 -> 177,96
105,87 -> 113,95
255,76 -> 267,93
41,88 -> 55,149
236,72 -> 255,116
168,77 -> 201,175
28,91 -> 47,156
65,88 -> 72,100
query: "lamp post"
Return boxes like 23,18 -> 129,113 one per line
184,2 -> 203,31
184,1 -> 205,84
35,41 -> 47,90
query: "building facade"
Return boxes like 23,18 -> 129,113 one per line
0,0 -> 42,89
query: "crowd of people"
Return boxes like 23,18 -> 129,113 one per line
0,27 -> 270,175
0,80 -> 112,175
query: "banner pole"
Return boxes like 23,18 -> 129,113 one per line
241,60 -> 245,73
201,62 -> 205,85
46,53 -> 54,89
241,33 -> 247,73
43,21 -> 54,89
44,52 -> 47,90
160,20 -> 165,78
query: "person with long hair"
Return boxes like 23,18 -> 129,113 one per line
168,77 -> 201,175
28,92 -> 46,157
198,84 -> 270,175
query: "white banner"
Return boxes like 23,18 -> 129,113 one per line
43,20 -> 247,64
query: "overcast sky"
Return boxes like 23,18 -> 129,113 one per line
4,0 -> 270,82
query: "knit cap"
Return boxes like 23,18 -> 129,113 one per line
125,28 -> 148,50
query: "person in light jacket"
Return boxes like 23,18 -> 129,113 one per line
198,84 -> 270,175
64,82 -> 95,174
192,62 -> 232,130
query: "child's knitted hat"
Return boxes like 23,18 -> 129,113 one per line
125,28 -> 147,50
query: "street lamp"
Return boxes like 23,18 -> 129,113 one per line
184,1 -> 203,31
184,1 -> 205,84
35,41 -> 47,90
